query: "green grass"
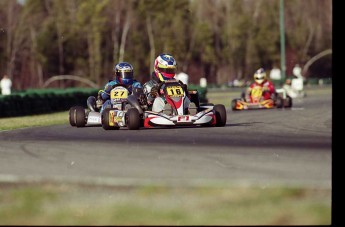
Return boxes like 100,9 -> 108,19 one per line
0,111 -> 69,131
207,90 -> 239,106
0,183 -> 331,225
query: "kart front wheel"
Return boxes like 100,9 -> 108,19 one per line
214,104 -> 227,127
126,108 -> 140,130
69,106 -> 77,126
101,109 -> 120,130
73,106 -> 86,127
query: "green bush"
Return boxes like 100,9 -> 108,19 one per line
0,88 -> 98,118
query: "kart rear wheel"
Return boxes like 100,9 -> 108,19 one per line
75,106 -> 86,127
285,96 -> 293,108
214,104 -> 227,127
140,114 -> 144,127
189,91 -> 200,108
126,108 -> 140,130
69,106 -> 77,126
275,97 -> 283,108
101,108 -> 120,130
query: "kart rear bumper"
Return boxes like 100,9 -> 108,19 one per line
233,99 -> 274,110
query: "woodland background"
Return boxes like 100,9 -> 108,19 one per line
0,0 -> 332,91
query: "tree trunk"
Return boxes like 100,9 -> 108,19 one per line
119,10 -> 131,62
146,15 -> 155,70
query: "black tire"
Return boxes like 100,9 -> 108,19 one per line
69,106 -> 77,126
126,108 -> 141,130
285,96 -> 293,108
140,114 -> 145,127
189,91 -> 200,108
101,108 -> 119,130
275,97 -> 283,108
75,106 -> 86,127
214,104 -> 227,127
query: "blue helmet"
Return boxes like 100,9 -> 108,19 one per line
114,62 -> 134,85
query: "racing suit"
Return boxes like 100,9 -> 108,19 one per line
245,80 -> 276,102
143,72 -> 191,112
96,79 -> 143,113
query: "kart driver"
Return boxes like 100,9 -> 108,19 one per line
87,62 -> 143,113
143,53 -> 195,113
245,68 -> 276,102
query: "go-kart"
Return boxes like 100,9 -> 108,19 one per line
142,80 -> 227,128
69,84 -> 147,130
231,85 -> 292,111
70,80 -> 227,129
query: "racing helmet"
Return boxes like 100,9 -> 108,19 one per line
153,54 -> 177,82
114,62 -> 134,86
254,68 -> 267,85
285,78 -> 292,85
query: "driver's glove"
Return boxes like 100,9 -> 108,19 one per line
150,86 -> 159,98
139,93 -> 148,106
96,98 -> 103,109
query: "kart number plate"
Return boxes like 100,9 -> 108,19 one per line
109,110 -> 124,126
252,86 -> 263,99
111,87 -> 128,101
166,86 -> 184,97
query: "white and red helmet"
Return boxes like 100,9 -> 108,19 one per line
153,54 -> 177,82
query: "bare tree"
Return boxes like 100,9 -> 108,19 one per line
6,0 -> 19,78
118,5 -> 132,62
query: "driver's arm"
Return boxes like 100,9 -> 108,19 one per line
143,82 -> 157,105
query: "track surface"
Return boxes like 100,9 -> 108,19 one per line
0,88 -> 332,188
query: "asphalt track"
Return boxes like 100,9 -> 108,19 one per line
0,87 -> 332,189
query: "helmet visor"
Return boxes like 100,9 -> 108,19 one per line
255,76 -> 264,80
157,73 -> 175,81
116,71 -> 133,79
119,78 -> 133,85
158,66 -> 176,74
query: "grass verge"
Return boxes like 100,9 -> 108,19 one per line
0,182 -> 331,225
0,111 -> 68,131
